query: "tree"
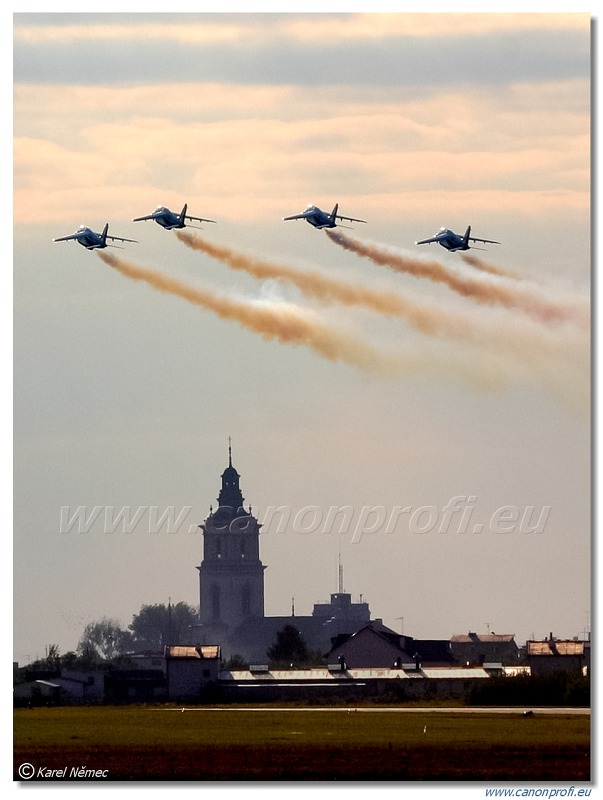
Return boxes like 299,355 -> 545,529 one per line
77,617 -> 132,661
128,602 -> 198,652
22,644 -> 62,674
223,654 -> 248,670
45,644 -> 61,669
59,651 -> 80,669
267,625 -> 309,666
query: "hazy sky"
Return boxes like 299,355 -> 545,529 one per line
12,10 -> 591,663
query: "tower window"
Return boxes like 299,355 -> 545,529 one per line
242,583 -> 250,615
211,586 -> 221,620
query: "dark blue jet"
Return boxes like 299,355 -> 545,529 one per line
52,224 -> 137,250
283,203 -> 366,229
415,226 -> 499,252
132,203 -> 216,230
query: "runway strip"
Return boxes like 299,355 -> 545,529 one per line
154,706 -> 589,715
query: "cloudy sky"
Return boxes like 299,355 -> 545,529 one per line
12,10 -> 591,663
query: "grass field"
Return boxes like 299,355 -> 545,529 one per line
14,706 -> 590,781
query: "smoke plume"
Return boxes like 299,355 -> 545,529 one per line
175,231 -> 587,383
176,229 -> 486,342
96,251 -> 588,408
326,229 -> 588,328
97,251 -> 411,375
461,253 -> 522,280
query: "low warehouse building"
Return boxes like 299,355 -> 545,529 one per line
165,645 -> 221,701
218,665 -> 491,703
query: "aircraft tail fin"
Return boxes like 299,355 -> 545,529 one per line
179,204 -> 188,226
331,203 -> 339,220
463,225 -> 471,245
101,223 -> 109,245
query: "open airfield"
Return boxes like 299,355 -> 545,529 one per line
14,705 -> 590,781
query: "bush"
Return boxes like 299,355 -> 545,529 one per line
469,671 -> 589,706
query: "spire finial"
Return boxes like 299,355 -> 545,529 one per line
228,436 -> 232,467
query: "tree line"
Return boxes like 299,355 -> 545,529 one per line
27,602 -> 198,669
27,610 -> 324,671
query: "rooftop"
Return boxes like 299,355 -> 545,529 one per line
165,645 -> 221,660
220,666 -> 491,682
527,640 -> 584,657
451,633 -> 516,643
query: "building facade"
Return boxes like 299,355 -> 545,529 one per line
450,633 -> 519,666
195,448 -> 380,662
527,638 -> 586,675
197,444 -> 265,642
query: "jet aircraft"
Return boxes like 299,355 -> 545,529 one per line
283,203 -> 366,229
132,203 -> 216,230
52,224 -> 137,250
415,226 -> 499,252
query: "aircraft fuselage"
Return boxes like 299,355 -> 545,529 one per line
155,217 -> 182,229
74,227 -> 106,249
302,206 -> 336,229
433,230 -> 468,251
148,208 -> 183,229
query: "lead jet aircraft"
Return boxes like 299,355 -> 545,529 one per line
415,225 -> 499,252
52,224 -> 137,250
283,203 -> 366,229
132,203 -> 216,230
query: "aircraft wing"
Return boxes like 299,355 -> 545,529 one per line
335,215 -> 366,224
184,215 -> 217,224
131,214 -> 155,222
415,237 -> 437,245
53,234 -> 79,242
282,213 -> 307,221
106,235 -> 138,243
469,237 -> 500,245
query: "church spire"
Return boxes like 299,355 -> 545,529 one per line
216,438 -> 245,512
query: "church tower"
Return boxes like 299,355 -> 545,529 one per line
197,443 -> 265,636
